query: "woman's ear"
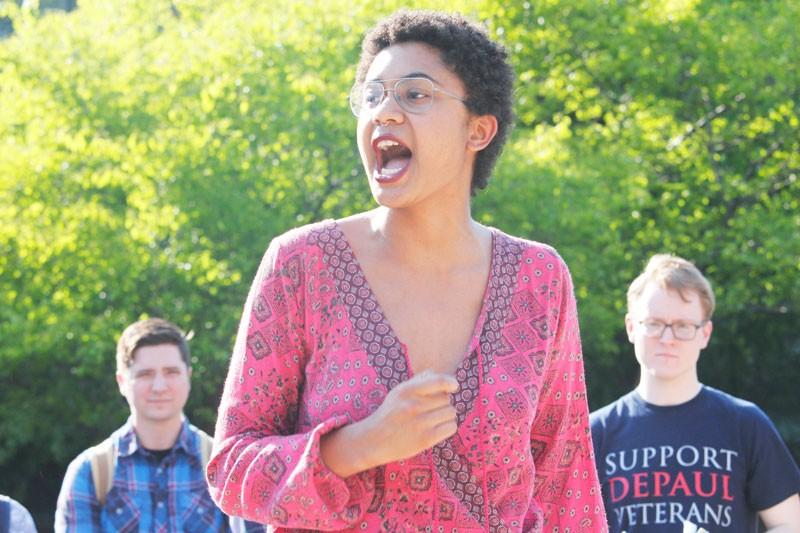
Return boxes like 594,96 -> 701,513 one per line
467,114 -> 498,152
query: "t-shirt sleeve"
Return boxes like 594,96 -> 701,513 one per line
528,257 -> 609,531
589,406 -> 620,530
743,404 -> 800,511
206,236 -> 375,529
589,410 -> 605,476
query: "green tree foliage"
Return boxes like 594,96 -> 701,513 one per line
473,0 -> 800,411
1,0 -> 797,527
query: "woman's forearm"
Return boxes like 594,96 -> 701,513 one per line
319,419 -> 376,478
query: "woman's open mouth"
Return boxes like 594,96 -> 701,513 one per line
372,135 -> 412,183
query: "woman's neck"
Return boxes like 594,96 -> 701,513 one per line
368,206 -> 486,267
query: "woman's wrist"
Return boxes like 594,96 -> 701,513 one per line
320,418 -> 378,478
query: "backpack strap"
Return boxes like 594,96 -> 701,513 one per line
196,428 -> 214,469
88,438 -> 117,507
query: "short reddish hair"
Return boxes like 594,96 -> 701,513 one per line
627,254 -> 715,320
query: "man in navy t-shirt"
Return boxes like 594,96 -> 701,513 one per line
590,254 -> 800,532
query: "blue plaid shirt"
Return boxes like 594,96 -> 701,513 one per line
55,418 -> 261,532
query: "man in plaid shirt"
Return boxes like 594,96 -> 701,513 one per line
55,318 -> 258,532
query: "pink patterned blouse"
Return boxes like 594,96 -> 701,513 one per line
207,220 -> 608,532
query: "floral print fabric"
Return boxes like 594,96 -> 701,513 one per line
207,220 -> 607,532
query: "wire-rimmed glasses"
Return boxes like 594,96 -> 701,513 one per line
349,77 -> 466,117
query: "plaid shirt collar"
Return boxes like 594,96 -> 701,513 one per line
115,416 -> 195,459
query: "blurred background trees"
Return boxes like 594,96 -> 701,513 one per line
1,0 -> 797,528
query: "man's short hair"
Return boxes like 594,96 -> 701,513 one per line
627,254 -> 716,321
116,318 -> 191,372
355,9 -> 515,195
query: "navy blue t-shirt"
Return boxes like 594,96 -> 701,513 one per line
590,386 -> 800,532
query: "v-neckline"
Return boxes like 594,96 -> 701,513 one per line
307,219 -> 527,528
328,219 -> 497,383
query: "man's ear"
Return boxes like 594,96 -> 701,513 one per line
467,114 -> 498,152
624,313 -> 636,343
699,320 -> 713,349
116,370 -> 126,395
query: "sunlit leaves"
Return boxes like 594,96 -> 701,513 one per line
1,1 -> 799,524
474,0 -> 800,415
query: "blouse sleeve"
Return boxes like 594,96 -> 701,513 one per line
527,258 -> 608,531
206,235 -> 375,529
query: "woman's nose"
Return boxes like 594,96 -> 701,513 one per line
370,89 -> 404,124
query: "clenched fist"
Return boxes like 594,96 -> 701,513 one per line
320,371 -> 459,478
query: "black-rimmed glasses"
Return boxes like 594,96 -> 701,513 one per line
349,77 -> 466,117
637,320 -> 706,341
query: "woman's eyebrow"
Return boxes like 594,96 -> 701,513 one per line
403,71 -> 437,82
366,72 -> 440,83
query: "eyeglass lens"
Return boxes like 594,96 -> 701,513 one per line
351,78 -> 435,116
642,321 -> 699,340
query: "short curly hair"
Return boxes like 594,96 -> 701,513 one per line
356,10 -> 515,194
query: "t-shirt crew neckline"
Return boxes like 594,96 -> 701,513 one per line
632,384 -> 708,413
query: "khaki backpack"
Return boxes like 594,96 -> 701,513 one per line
89,429 -> 213,506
